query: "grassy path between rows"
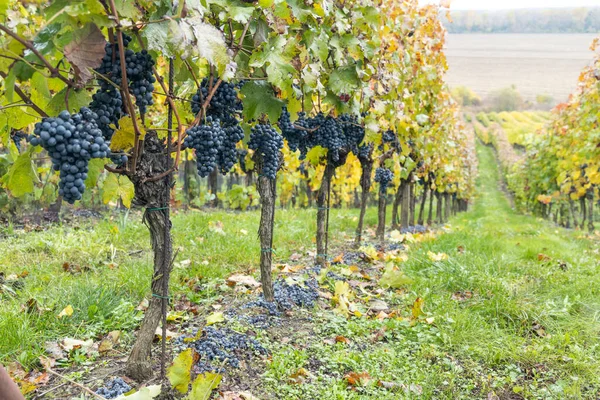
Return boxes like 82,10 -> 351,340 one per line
1,144 -> 599,399
262,144 -> 600,399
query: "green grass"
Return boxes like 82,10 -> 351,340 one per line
2,144 -> 600,398
0,198 -> 418,366
262,144 -> 600,399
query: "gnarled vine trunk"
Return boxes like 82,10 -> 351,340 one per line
409,181 -> 416,227
316,162 -> 336,266
391,180 -> 404,229
355,158 -> 374,246
400,178 -> 411,228
126,131 -> 173,382
376,189 -> 387,243
417,188 -> 427,226
256,169 -> 276,302
580,197 -> 587,230
444,193 -> 451,221
436,192 -> 443,224
427,187 -> 434,225
587,189 -> 594,232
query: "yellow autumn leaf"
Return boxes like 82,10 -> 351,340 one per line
168,349 -> 194,394
109,116 -> 146,152
58,305 -> 73,318
427,251 -> 448,261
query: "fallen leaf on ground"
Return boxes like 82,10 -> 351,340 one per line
411,297 -> 425,320
206,312 -> 225,325
219,391 -> 260,400
168,349 -> 194,394
332,253 -> 345,263
45,342 -> 66,359
537,253 -> 551,262
188,372 -> 222,399
427,251 -> 448,261
369,299 -> 389,312
114,384 -> 162,400
451,291 -> 473,301
154,327 -> 177,340
335,335 -> 351,344
98,331 -> 121,354
288,368 -> 310,384
57,305 -> 74,318
61,337 -> 93,351
226,274 -> 260,288
345,371 -> 371,387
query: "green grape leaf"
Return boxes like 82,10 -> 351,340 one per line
102,173 -> 134,208
85,158 -> 107,189
209,0 -> 254,23
3,151 -> 38,198
328,66 -> 359,95
142,21 -> 173,58
3,69 -> 15,103
239,81 -> 284,123
115,0 -> 141,20
167,349 -> 194,394
0,39 -> 25,71
45,87 -> 92,116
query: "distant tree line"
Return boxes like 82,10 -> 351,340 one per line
443,7 -> 600,33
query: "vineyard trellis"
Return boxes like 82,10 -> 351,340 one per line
0,0 -> 476,385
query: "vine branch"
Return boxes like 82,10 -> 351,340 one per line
0,24 -> 76,88
106,0 -> 143,174
0,71 -> 49,117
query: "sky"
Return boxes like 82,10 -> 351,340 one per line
419,0 -> 600,10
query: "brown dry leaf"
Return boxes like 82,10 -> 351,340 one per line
344,371 -> 371,387
226,274 -> 261,288
288,368 -> 310,384
375,311 -> 389,320
64,23 -> 106,86
219,391 -> 260,400
335,335 -> 351,344
537,253 -> 551,262
318,290 -> 333,300
289,252 -> 302,261
136,298 -> 150,311
24,298 -> 51,314
457,245 -> 465,253
451,291 -> 473,301
98,331 -> 121,354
